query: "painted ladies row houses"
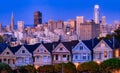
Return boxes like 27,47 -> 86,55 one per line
0,38 -> 120,69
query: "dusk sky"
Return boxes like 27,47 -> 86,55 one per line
0,0 -> 120,26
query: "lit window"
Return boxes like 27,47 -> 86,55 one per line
104,51 -> 107,58
115,50 -> 119,58
101,43 -> 105,47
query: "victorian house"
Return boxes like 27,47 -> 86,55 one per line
33,43 -> 53,69
52,42 -> 72,64
93,39 -> 113,63
72,40 -> 92,64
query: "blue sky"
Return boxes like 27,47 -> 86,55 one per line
0,0 -> 120,26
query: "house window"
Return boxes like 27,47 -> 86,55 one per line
83,53 -> 86,60
4,59 -> 6,61
63,55 -> 66,58
115,50 -> 119,58
40,48 -> 44,52
104,51 -> 107,58
6,52 -> 9,55
80,46 -> 83,50
22,50 -> 25,53
36,56 -> 39,62
67,55 -> 69,60
8,59 -> 10,64
75,55 -> 78,59
13,59 -> 15,64
43,56 -> 47,62
56,55 -> 58,60
60,48 -> 63,51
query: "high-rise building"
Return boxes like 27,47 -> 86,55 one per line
34,11 -> 42,26
17,21 -> 24,32
102,16 -> 106,25
76,16 -> 84,39
94,5 -> 100,24
56,20 -> 64,29
79,21 -> 100,40
11,12 -> 14,31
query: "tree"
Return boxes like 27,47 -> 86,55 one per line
0,63 -> 12,73
64,62 -> 76,73
37,65 -> 54,73
77,61 -> 99,73
113,28 -> 120,42
19,65 -> 36,73
100,58 -> 120,73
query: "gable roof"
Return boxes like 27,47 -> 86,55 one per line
8,45 -> 22,54
42,43 -> 53,53
24,43 -> 40,54
103,38 -> 120,49
82,38 -> 100,51
0,43 -> 8,54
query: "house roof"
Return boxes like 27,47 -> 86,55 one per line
0,42 -> 8,54
82,38 -> 100,51
24,43 -> 40,54
8,45 -> 22,54
103,38 -> 120,49
42,43 -> 53,53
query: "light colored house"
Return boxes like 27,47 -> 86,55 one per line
72,40 -> 92,64
93,40 -> 113,63
15,45 -> 34,67
0,47 -> 16,68
33,43 -> 52,68
52,42 -> 71,64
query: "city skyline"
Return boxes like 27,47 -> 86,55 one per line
0,0 -> 120,26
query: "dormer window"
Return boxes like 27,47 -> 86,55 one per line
6,52 -> 9,55
22,50 -> 25,53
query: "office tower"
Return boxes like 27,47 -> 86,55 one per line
94,5 -> 100,24
34,11 -> 42,26
102,16 -> 106,25
79,21 -> 100,40
48,19 -> 56,32
18,21 -> 24,32
76,16 -> 84,39
11,12 -> 14,31
56,20 -> 64,29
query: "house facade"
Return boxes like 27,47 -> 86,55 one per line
93,40 -> 113,63
72,40 -> 92,64
0,47 -> 16,68
15,46 -> 33,67
52,42 -> 71,64
33,43 -> 52,68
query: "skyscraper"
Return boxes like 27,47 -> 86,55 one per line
11,12 -> 14,31
76,16 -> 84,39
18,21 -> 24,32
34,11 -> 42,26
102,16 -> 106,25
94,5 -> 100,24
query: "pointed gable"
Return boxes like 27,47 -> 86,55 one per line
0,47 -> 14,56
24,43 -> 40,54
52,43 -> 70,53
93,40 -> 112,51
15,45 -> 32,56
33,43 -> 50,54
72,40 -> 91,53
